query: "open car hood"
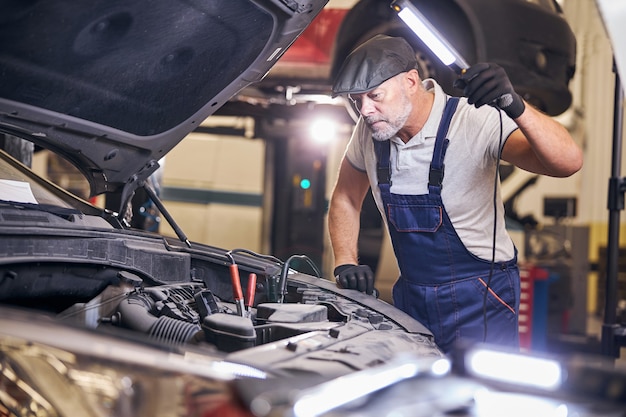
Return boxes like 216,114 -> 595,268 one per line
0,0 -> 327,196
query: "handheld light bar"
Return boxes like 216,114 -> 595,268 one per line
391,0 -> 469,74
465,348 -> 563,390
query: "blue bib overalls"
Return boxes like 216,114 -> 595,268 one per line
374,97 -> 520,354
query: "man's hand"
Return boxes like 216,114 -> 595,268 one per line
455,62 -> 525,119
334,264 -> 375,295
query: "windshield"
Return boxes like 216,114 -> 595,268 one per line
0,149 -> 97,212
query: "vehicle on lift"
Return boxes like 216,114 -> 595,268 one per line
0,1 -> 443,416
328,0 -> 576,117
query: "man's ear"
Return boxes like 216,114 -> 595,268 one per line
404,69 -> 421,92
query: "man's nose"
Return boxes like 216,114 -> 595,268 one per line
359,97 -> 375,115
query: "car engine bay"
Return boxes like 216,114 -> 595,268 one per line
0,230 -> 442,379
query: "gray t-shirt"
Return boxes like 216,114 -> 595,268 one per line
344,79 -> 519,262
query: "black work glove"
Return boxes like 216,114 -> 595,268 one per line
454,62 -> 525,119
334,264 -> 375,295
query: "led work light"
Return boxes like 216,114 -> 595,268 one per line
390,0 -> 469,74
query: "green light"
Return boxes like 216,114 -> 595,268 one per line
300,178 -> 311,189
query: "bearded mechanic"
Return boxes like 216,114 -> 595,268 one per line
327,35 -> 583,353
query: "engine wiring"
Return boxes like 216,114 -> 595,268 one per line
279,254 -> 323,303
226,249 -> 322,305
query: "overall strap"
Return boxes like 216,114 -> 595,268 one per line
428,96 -> 459,195
374,96 -> 460,195
374,138 -> 391,192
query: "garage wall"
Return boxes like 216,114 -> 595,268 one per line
559,0 -> 626,312
562,0 -> 622,223
159,129 -> 265,253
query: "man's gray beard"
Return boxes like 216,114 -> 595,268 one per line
368,97 -> 412,142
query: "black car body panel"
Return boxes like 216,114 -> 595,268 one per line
0,0 -> 328,196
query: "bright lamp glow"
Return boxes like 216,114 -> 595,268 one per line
467,349 -> 562,390
391,0 -> 469,73
309,117 -> 337,144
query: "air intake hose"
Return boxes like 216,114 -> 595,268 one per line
117,293 -> 200,345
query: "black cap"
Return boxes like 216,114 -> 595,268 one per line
332,35 -> 418,97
